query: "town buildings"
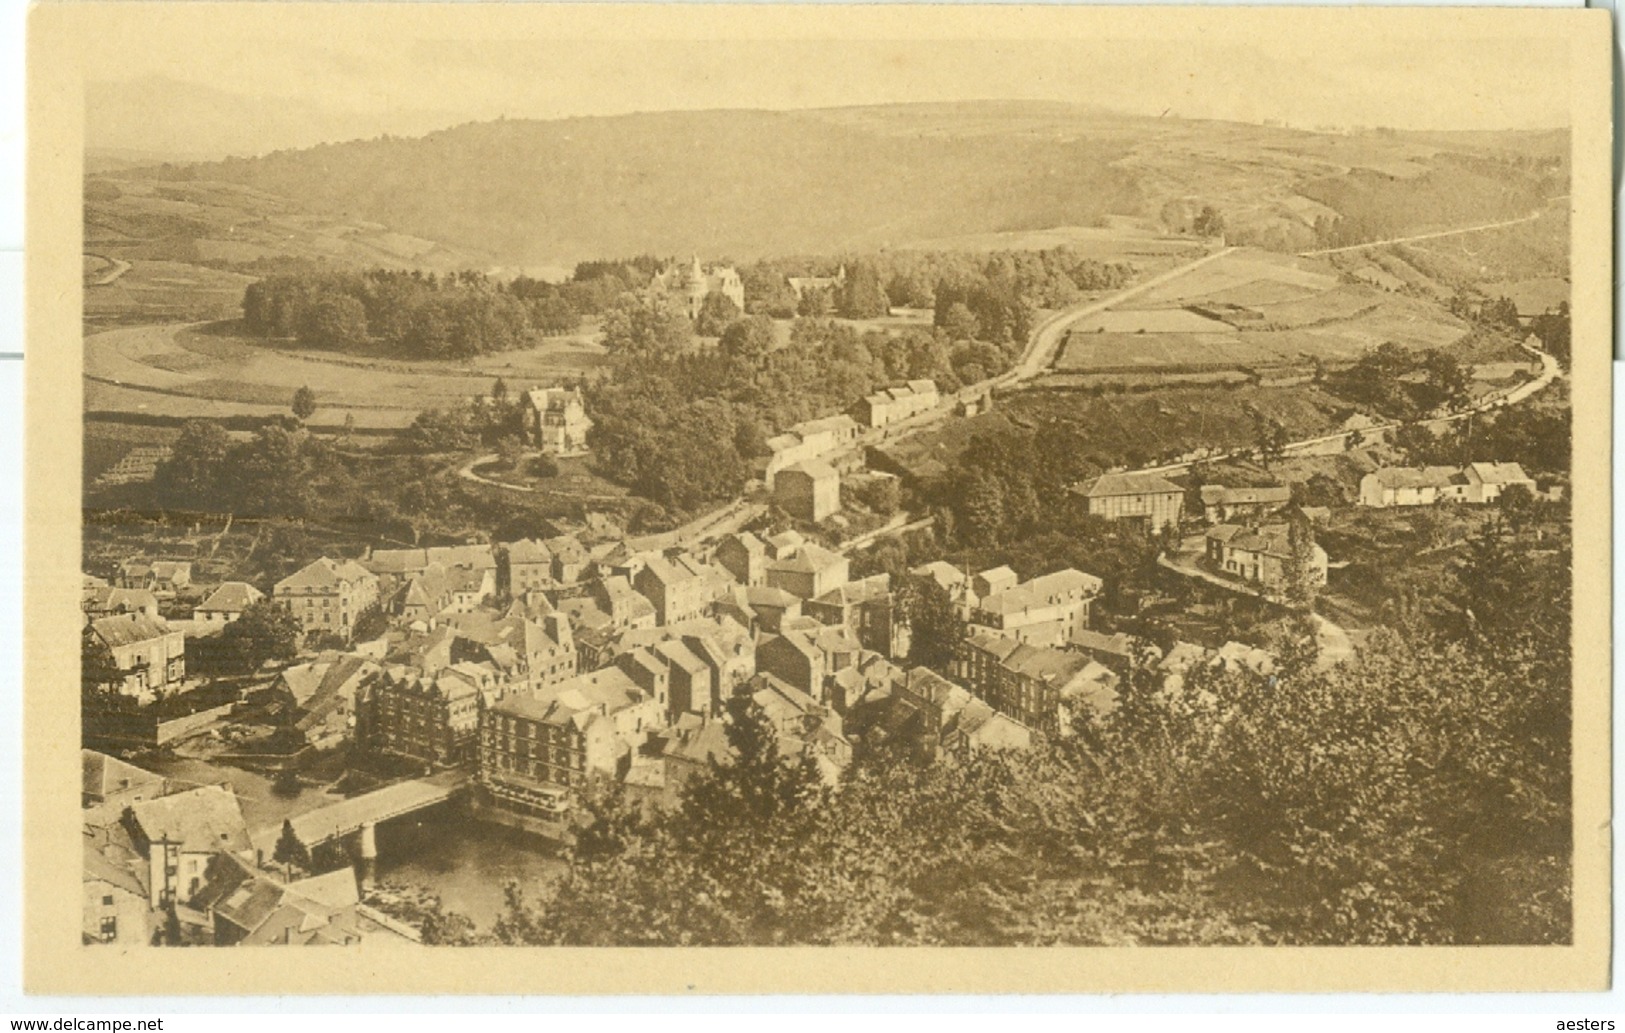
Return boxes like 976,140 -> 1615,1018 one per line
87,613 -> 186,703
124,785 -> 253,908
714,531 -> 767,587
118,559 -> 192,596
502,539 -> 554,596
477,666 -> 661,825
804,573 -> 903,658
274,558 -> 380,641
1198,484 -> 1293,524
1205,523 -> 1329,593
968,568 -> 1102,648
855,379 -> 940,428
83,586 -> 161,623
193,581 -> 264,626
957,629 -> 1118,736
520,386 -> 593,456
762,532 -> 851,600
1358,462 -> 1536,508
635,553 -> 727,626
764,414 -> 861,478
774,459 -> 841,523
1073,472 -> 1186,531
355,664 -> 494,767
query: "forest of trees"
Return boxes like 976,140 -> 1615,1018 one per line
585,305 -> 991,513
239,260 -> 663,357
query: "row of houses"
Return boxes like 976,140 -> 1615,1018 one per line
1357,462 -> 1535,508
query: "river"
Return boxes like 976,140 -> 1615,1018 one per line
372,803 -> 566,930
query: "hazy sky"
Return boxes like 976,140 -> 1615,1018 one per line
80,5 -> 1575,157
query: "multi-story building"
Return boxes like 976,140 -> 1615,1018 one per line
804,573 -> 901,658
502,539 -> 554,597
774,460 -> 841,523
855,379 -> 939,428
634,553 -> 724,625
957,629 -> 1118,736
355,664 -> 494,767
1198,484 -> 1293,524
477,666 -> 660,823
763,414 -> 861,478
1073,472 -> 1186,531
764,538 -> 850,601
1204,523 -> 1329,593
969,568 -> 1102,649
124,785 -> 252,908
86,614 -> 186,703
521,387 -> 593,455
273,558 -> 379,641
592,575 -> 659,631
714,531 -> 767,587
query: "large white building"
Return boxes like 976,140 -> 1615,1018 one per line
273,558 -> 380,641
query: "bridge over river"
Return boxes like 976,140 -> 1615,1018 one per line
251,769 -> 471,880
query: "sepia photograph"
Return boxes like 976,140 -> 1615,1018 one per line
24,1 -> 1612,996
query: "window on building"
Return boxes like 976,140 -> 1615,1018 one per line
99,917 -> 117,941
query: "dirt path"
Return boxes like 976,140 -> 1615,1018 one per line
1157,537 -> 1353,670
1296,206 -> 1550,258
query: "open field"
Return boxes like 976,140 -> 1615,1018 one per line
83,321 -> 608,430
1052,247 -> 1467,374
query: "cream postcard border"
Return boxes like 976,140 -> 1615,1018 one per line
24,2 -> 1614,995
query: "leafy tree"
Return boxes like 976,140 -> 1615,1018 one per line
81,627 -> 124,694
291,386 -> 318,422
352,603 -> 389,642
297,294 -> 369,349
1192,205 -> 1226,238
153,419 -> 233,510
718,315 -> 775,365
694,291 -> 742,336
271,818 -> 310,880
941,303 -> 980,342
217,600 -> 302,674
1253,415 -> 1290,470
682,689 -> 823,828
1530,301 -> 1570,368
490,377 -> 509,404
836,262 -> 891,319
896,573 -> 965,673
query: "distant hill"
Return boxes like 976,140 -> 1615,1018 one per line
119,105 -> 1154,264
97,102 -> 1568,269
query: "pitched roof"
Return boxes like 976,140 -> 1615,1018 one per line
128,785 -> 250,855
82,587 -> 158,614
1369,465 -> 1465,490
1199,484 -> 1292,507
82,749 -> 163,802
782,459 -> 838,481
90,613 -> 175,648
197,581 -> 264,613
1068,628 -> 1138,659
83,829 -> 149,899
1467,461 -> 1534,485
503,538 -> 553,564
276,557 -> 375,592
1078,471 -> 1184,499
